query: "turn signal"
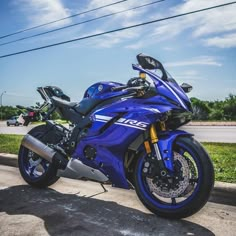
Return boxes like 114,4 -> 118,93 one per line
144,141 -> 151,154
139,73 -> 146,79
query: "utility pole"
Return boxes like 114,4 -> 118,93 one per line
0,91 -> 6,120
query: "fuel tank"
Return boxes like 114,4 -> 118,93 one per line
83,82 -> 124,99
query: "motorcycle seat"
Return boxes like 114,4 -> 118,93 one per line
51,96 -> 102,115
51,96 -> 78,108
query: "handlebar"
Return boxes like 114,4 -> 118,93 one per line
111,85 -> 147,93
111,85 -> 128,91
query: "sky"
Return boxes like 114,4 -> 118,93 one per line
0,0 -> 236,106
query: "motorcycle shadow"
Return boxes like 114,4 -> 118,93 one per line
0,185 -> 214,236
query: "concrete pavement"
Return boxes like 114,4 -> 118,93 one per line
0,154 -> 236,236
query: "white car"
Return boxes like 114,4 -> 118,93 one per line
6,116 -> 22,126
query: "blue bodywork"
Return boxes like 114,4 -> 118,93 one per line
71,63 -> 193,189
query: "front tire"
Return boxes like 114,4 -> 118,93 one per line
18,125 -> 63,188
134,136 -> 214,219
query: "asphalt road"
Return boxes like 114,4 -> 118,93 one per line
0,121 -> 236,143
0,165 -> 236,236
182,125 -> 236,143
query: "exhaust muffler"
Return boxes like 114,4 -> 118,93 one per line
21,134 -> 108,182
21,134 -> 67,169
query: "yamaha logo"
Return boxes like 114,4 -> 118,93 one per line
98,85 -> 103,92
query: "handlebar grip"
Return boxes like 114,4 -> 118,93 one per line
111,85 -> 128,92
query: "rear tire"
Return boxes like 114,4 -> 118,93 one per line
18,125 -> 63,188
134,136 -> 214,219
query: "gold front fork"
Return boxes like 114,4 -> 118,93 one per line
148,124 -> 162,161
144,122 -> 167,157
150,124 -> 158,144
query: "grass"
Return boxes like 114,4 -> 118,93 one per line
0,134 -> 235,183
0,134 -> 23,154
202,142 -> 236,183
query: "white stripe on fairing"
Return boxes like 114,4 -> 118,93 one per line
95,119 -> 107,123
117,118 -> 126,122
114,122 -> 146,130
95,114 -> 112,121
95,119 -> 146,130
94,116 -> 146,131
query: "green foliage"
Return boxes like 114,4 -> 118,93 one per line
190,94 -> 236,121
191,97 -> 210,120
0,105 -> 63,121
0,106 -> 20,120
223,94 -> 236,120
202,143 -> 236,183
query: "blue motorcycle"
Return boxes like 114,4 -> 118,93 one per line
18,54 -> 214,218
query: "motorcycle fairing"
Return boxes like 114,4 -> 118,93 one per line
72,94 -> 191,188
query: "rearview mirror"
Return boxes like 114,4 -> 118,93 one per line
137,53 -> 168,80
181,83 -> 193,93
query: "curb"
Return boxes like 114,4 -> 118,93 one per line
0,153 -> 18,167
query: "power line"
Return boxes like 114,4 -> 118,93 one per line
0,0 -> 128,40
1,1 -> 235,59
0,0 -> 166,47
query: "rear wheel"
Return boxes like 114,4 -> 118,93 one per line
18,125 -> 63,188
134,136 -> 214,219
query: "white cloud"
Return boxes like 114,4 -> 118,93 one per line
82,0 -> 153,48
151,0 -> 236,48
16,0 -> 71,28
13,0 -> 236,49
204,33 -> 236,48
165,56 -> 222,67
125,41 -> 145,50
92,29 -> 140,48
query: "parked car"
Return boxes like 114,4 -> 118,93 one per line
6,116 -> 22,126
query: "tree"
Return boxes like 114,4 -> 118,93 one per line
190,97 -> 210,120
0,106 -> 20,120
223,94 -> 236,120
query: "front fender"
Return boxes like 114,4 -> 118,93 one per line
158,130 -> 193,171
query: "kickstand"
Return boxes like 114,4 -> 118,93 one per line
101,183 -> 108,193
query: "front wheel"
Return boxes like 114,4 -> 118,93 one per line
134,136 -> 214,219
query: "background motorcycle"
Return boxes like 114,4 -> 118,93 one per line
17,54 -> 214,219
